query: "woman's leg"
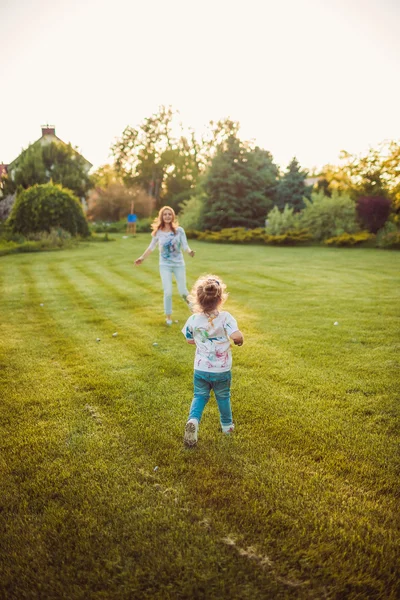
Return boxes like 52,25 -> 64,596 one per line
159,265 -> 173,317
213,372 -> 233,429
173,266 -> 190,306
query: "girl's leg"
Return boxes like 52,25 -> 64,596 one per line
188,371 -> 211,422
213,372 -> 233,429
159,266 -> 173,317
173,266 -> 190,306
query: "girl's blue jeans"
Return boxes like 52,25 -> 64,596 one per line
189,370 -> 233,427
159,264 -> 189,315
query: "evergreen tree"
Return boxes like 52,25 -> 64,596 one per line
275,157 -> 312,212
202,136 -> 278,230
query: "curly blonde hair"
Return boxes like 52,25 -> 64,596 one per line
151,206 -> 179,236
188,274 -> 228,314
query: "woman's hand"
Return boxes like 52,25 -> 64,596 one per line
134,257 -> 144,266
188,250 -> 195,258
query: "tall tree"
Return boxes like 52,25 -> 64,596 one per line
202,135 -> 279,230
275,158 -> 312,212
111,108 -> 241,212
112,106 -> 197,210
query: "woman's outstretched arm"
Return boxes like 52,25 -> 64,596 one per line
134,236 -> 157,265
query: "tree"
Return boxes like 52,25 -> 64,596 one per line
111,107 -> 242,212
4,141 -> 92,200
318,141 -> 400,206
7,183 -> 89,237
201,135 -> 279,230
275,158 -> 312,212
356,196 -> 392,233
112,106 -> 195,210
86,184 -> 154,222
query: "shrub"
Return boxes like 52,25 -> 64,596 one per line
7,183 -> 89,237
265,204 -> 300,235
178,193 -> 205,231
300,190 -> 359,241
324,231 -> 375,247
196,227 -> 266,244
263,229 -> 312,245
376,221 -> 400,249
136,217 -> 152,233
356,196 -> 392,233
0,228 -> 75,256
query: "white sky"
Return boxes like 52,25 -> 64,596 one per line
1,0 -> 399,172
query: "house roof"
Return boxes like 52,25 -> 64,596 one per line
7,126 -> 93,171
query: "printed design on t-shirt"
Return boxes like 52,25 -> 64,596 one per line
183,311 -> 238,372
160,232 -> 180,260
193,325 -> 229,369
184,325 -> 193,340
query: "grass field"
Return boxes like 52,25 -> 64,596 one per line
0,234 -> 399,600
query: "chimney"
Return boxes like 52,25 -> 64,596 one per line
41,124 -> 55,137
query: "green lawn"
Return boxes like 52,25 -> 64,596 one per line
1,235 -> 399,600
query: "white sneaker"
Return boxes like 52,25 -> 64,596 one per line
184,419 -> 198,447
222,423 -> 235,434
166,319 -> 173,326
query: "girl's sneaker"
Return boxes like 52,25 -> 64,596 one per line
166,319 -> 173,326
184,419 -> 198,447
222,423 -> 235,434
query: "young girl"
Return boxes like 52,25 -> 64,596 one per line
181,274 -> 244,447
134,206 -> 195,325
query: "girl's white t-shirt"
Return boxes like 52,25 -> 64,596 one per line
147,227 -> 189,266
182,311 -> 239,373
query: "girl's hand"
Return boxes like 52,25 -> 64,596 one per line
189,250 -> 195,258
134,257 -> 144,266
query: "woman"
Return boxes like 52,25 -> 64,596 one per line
134,206 -> 195,325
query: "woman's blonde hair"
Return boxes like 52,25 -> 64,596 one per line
151,206 -> 178,236
188,274 -> 228,314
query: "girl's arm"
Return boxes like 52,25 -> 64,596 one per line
135,235 -> 157,265
230,330 -> 244,346
180,227 -> 195,258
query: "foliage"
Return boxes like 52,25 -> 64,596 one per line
0,194 -> 16,221
263,229 -> 312,245
202,136 -> 278,230
318,141 -> 400,210
324,231 -> 375,247
4,141 -> 92,199
86,184 -> 154,222
112,106 -> 199,210
196,227 -> 266,244
356,195 -> 391,234
178,191 -> 205,230
0,228 -> 74,256
90,164 -> 120,188
376,221 -> 400,249
265,204 -> 300,235
299,190 -> 359,241
7,183 -> 90,237
275,157 -> 312,212
111,107 -> 243,212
